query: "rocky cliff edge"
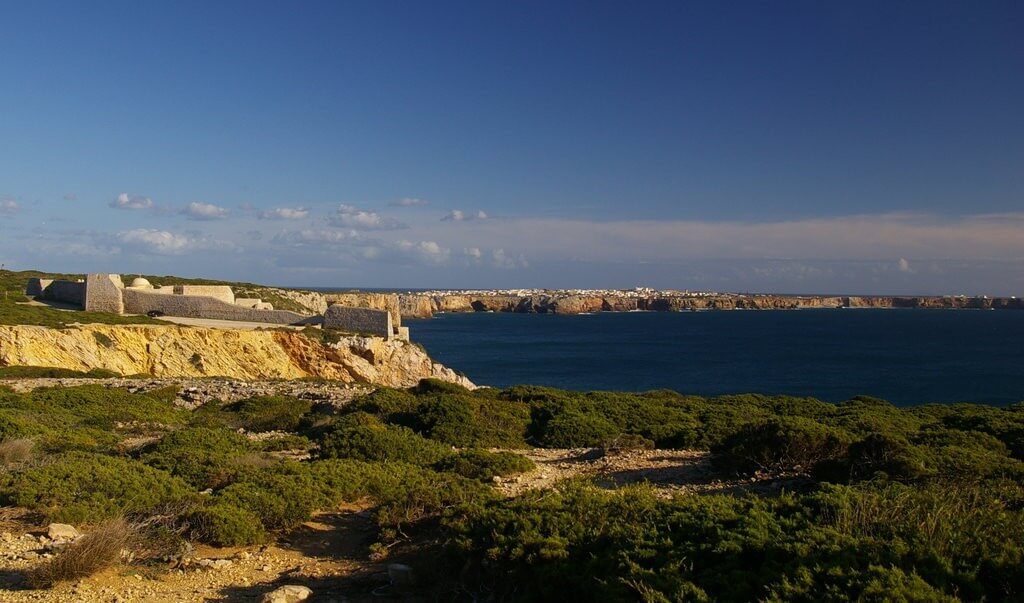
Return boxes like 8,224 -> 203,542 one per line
0,324 -> 473,388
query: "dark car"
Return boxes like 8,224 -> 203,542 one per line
146,310 -> 165,318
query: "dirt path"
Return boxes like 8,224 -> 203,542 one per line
494,447 -> 805,497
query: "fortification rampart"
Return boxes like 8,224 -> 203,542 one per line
38,279 -> 86,306
122,288 -> 316,325
323,293 -> 402,328
172,285 -> 234,304
323,305 -> 393,338
23,273 -> 414,338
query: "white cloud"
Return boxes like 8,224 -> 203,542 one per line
464,247 -> 483,261
117,229 -> 192,255
391,197 -> 429,207
898,258 -> 914,273
182,201 -> 229,220
441,209 -> 488,221
110,193 -> 153,210
328,204 -> 407,230
0,199 -> 19,215
395,240 -> 450,265
259,207 -> 309,220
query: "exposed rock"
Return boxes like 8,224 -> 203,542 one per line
548,295 -> 604,314
260,585 -> 312,603
0,324 -> 473,388
46,524 -> 80,541
323,292 -> 402,327
196,558 -> 233,570
398,294 -> 434,318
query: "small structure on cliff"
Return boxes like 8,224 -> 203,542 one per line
26,274 -> 407,340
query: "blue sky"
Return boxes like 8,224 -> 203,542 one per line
1,1 -> 1022,293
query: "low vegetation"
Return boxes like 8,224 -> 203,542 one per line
0,376 -> 1020,599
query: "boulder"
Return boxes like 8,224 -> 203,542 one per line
46,523 -> 80,541
260,585 -> 312,603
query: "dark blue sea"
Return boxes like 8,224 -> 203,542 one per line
406,310 -> 1024,406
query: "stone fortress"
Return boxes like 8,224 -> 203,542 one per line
25,274 -> 409,341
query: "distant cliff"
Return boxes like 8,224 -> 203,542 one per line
0,324 -> 472,388
394,292 -> 1024,317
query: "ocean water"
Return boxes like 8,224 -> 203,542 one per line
406,309 -> 1024,406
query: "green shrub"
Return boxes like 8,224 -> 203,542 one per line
448,480 -> 1024,602
537,411 -> 619,448
37,427 -> 123,454
140,427 -> 254,489
214,463 -> 330,530
845,433 -> 930,482
713,417 -> 851,475
183,503 -> 266,546
435,450 -> 535,482
0,366 -> 121,379
225,395 -> 313,432
13,385 -> 187,431
0,410 -> 43,440
144,386 -> 181,405
345,388 -> 420,426
2,452 -> 192,523
410,378 -> 471,396
317,424 -> 452,465
415,394 -> 530,448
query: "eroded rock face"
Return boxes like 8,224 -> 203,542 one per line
0,324 -> 473,388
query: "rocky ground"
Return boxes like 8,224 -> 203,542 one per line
0,504 -> 415,602
494,447 -> 807,497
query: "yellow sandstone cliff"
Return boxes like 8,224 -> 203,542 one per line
0,324 -> 473,388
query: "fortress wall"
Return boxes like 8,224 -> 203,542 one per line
123,288 -> 314,325
39,280 -> 86,307
25,279 -> 51,296
323,305 -> 392,338
323,293 -> 402,328
84,273 -> 125,314
173,285 -> 235,304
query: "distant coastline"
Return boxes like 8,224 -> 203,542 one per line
369,289 -> 1024,318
